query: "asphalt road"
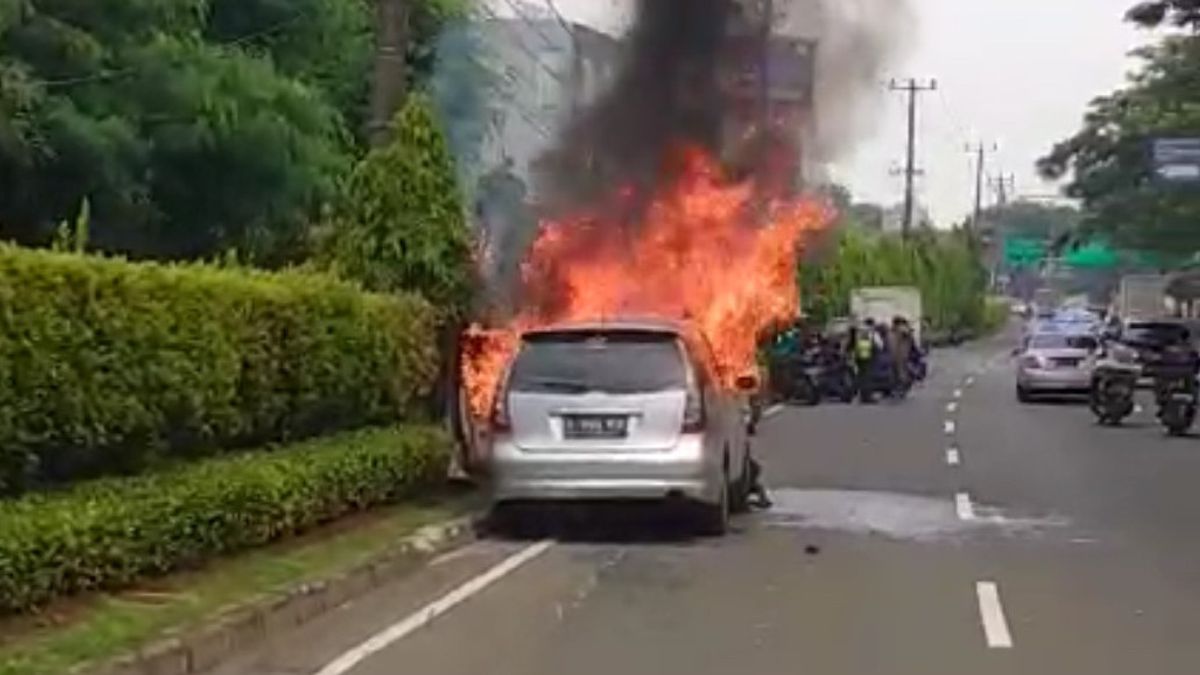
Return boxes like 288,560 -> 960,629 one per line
214,330 -> 1200,675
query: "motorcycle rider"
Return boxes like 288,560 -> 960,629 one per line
1151,328 -> 1200,408
853,319 -> 883,402
891,316 -> 915,389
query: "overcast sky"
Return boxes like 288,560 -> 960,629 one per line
504,0 -> 1156,224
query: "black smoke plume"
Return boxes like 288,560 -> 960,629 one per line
533,0 -> 740,213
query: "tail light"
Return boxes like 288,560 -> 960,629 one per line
491,390 -> 511,431
683,381 -> 706,432
1021,355 -> 1043,369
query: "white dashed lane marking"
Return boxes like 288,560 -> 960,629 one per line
946,448 -> 961,466
976,581 -> 1015,649
944,420 -> 956,435
955,492 -> 976,521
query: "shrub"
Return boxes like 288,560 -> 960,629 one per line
0,425 -> 450,614
319,93 -> 476,318
800,229 -> 989,335
0,245 -> 439,494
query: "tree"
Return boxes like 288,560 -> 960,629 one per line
1127,1 -> 1200,29
0,0 -> 467,263
1038,34 -> 1200,256
320,94 -> 474,315
0,0 -> 354,262
980,201 -> 1081,241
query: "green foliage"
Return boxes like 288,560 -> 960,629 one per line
0,244 -> 440,494
800,229 -> 989,335
321,94 -> 474,317
1039,35 -> 1200,254
0,0 -> 466,263
0,425 -> 450,614
1127,1 -> 1200,29
981,201 -> 1081,241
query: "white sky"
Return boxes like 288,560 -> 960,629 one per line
507,0 -> 1156,224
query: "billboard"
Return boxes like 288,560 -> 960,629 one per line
1151,138 -> 1200,183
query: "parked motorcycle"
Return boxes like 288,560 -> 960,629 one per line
782,348 -> 857,406
1089,363 -> 1138,426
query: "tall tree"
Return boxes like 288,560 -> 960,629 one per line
1127,0 -> 1200,29
1038,34 -> 1200,255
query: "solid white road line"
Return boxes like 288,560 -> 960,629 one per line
946,448 -> 961,466
955,492 -> 976,521
944,420 -> 957,435
976,581 -> 1015,648
315,541 -> 555,675
764,404 -> 784,419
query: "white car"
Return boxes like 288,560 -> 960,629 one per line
1016,331 -> 1101,402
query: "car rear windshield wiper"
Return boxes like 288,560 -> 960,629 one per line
519,377 -> 594,394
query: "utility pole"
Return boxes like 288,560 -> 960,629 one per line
889,78 -> 938,237
990,173 -> 1016,207
367,0 -> 410,147
966,142 -> 997,230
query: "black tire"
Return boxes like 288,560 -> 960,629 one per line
698,469 -> 731,536
1163,404 -> 1195,436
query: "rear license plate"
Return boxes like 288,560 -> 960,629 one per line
563,415 -> 628,439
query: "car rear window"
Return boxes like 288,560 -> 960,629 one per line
508,331 -> 688,395
1030,334 -> 1098,350
1125,324 -> 1189,345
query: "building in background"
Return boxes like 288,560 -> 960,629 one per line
476,17 -> 619,203
721,2 -> 817,192
466,15 -> 619,312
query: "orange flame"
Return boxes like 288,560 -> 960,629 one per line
463,145 -> 832,420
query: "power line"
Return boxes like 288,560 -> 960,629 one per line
477,4 -> 568,88
497,0 -> 562,51
40,9 -> 315,89
889,77 -> 938,238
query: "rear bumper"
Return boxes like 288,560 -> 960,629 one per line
487,435 -> 723,505
1018,368 -> 1092,392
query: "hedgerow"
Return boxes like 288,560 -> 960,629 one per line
0,245 -> 439,494
0,425 -> 450,614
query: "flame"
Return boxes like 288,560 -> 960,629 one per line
462,145 -> 831,420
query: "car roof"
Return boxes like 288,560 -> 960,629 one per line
521,316 -> 691,339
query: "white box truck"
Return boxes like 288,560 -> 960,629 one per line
1114,274 -> 1168,322
851,286 -> 924,343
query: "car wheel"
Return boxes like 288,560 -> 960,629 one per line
699,469 -> 731,536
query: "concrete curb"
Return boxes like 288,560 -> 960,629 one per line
75,513 -> 485,675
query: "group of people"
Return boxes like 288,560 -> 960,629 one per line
766,315 -> 927,404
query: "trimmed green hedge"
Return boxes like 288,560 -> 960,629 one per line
0,425 -> 450,614
0,245 -> 440,494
